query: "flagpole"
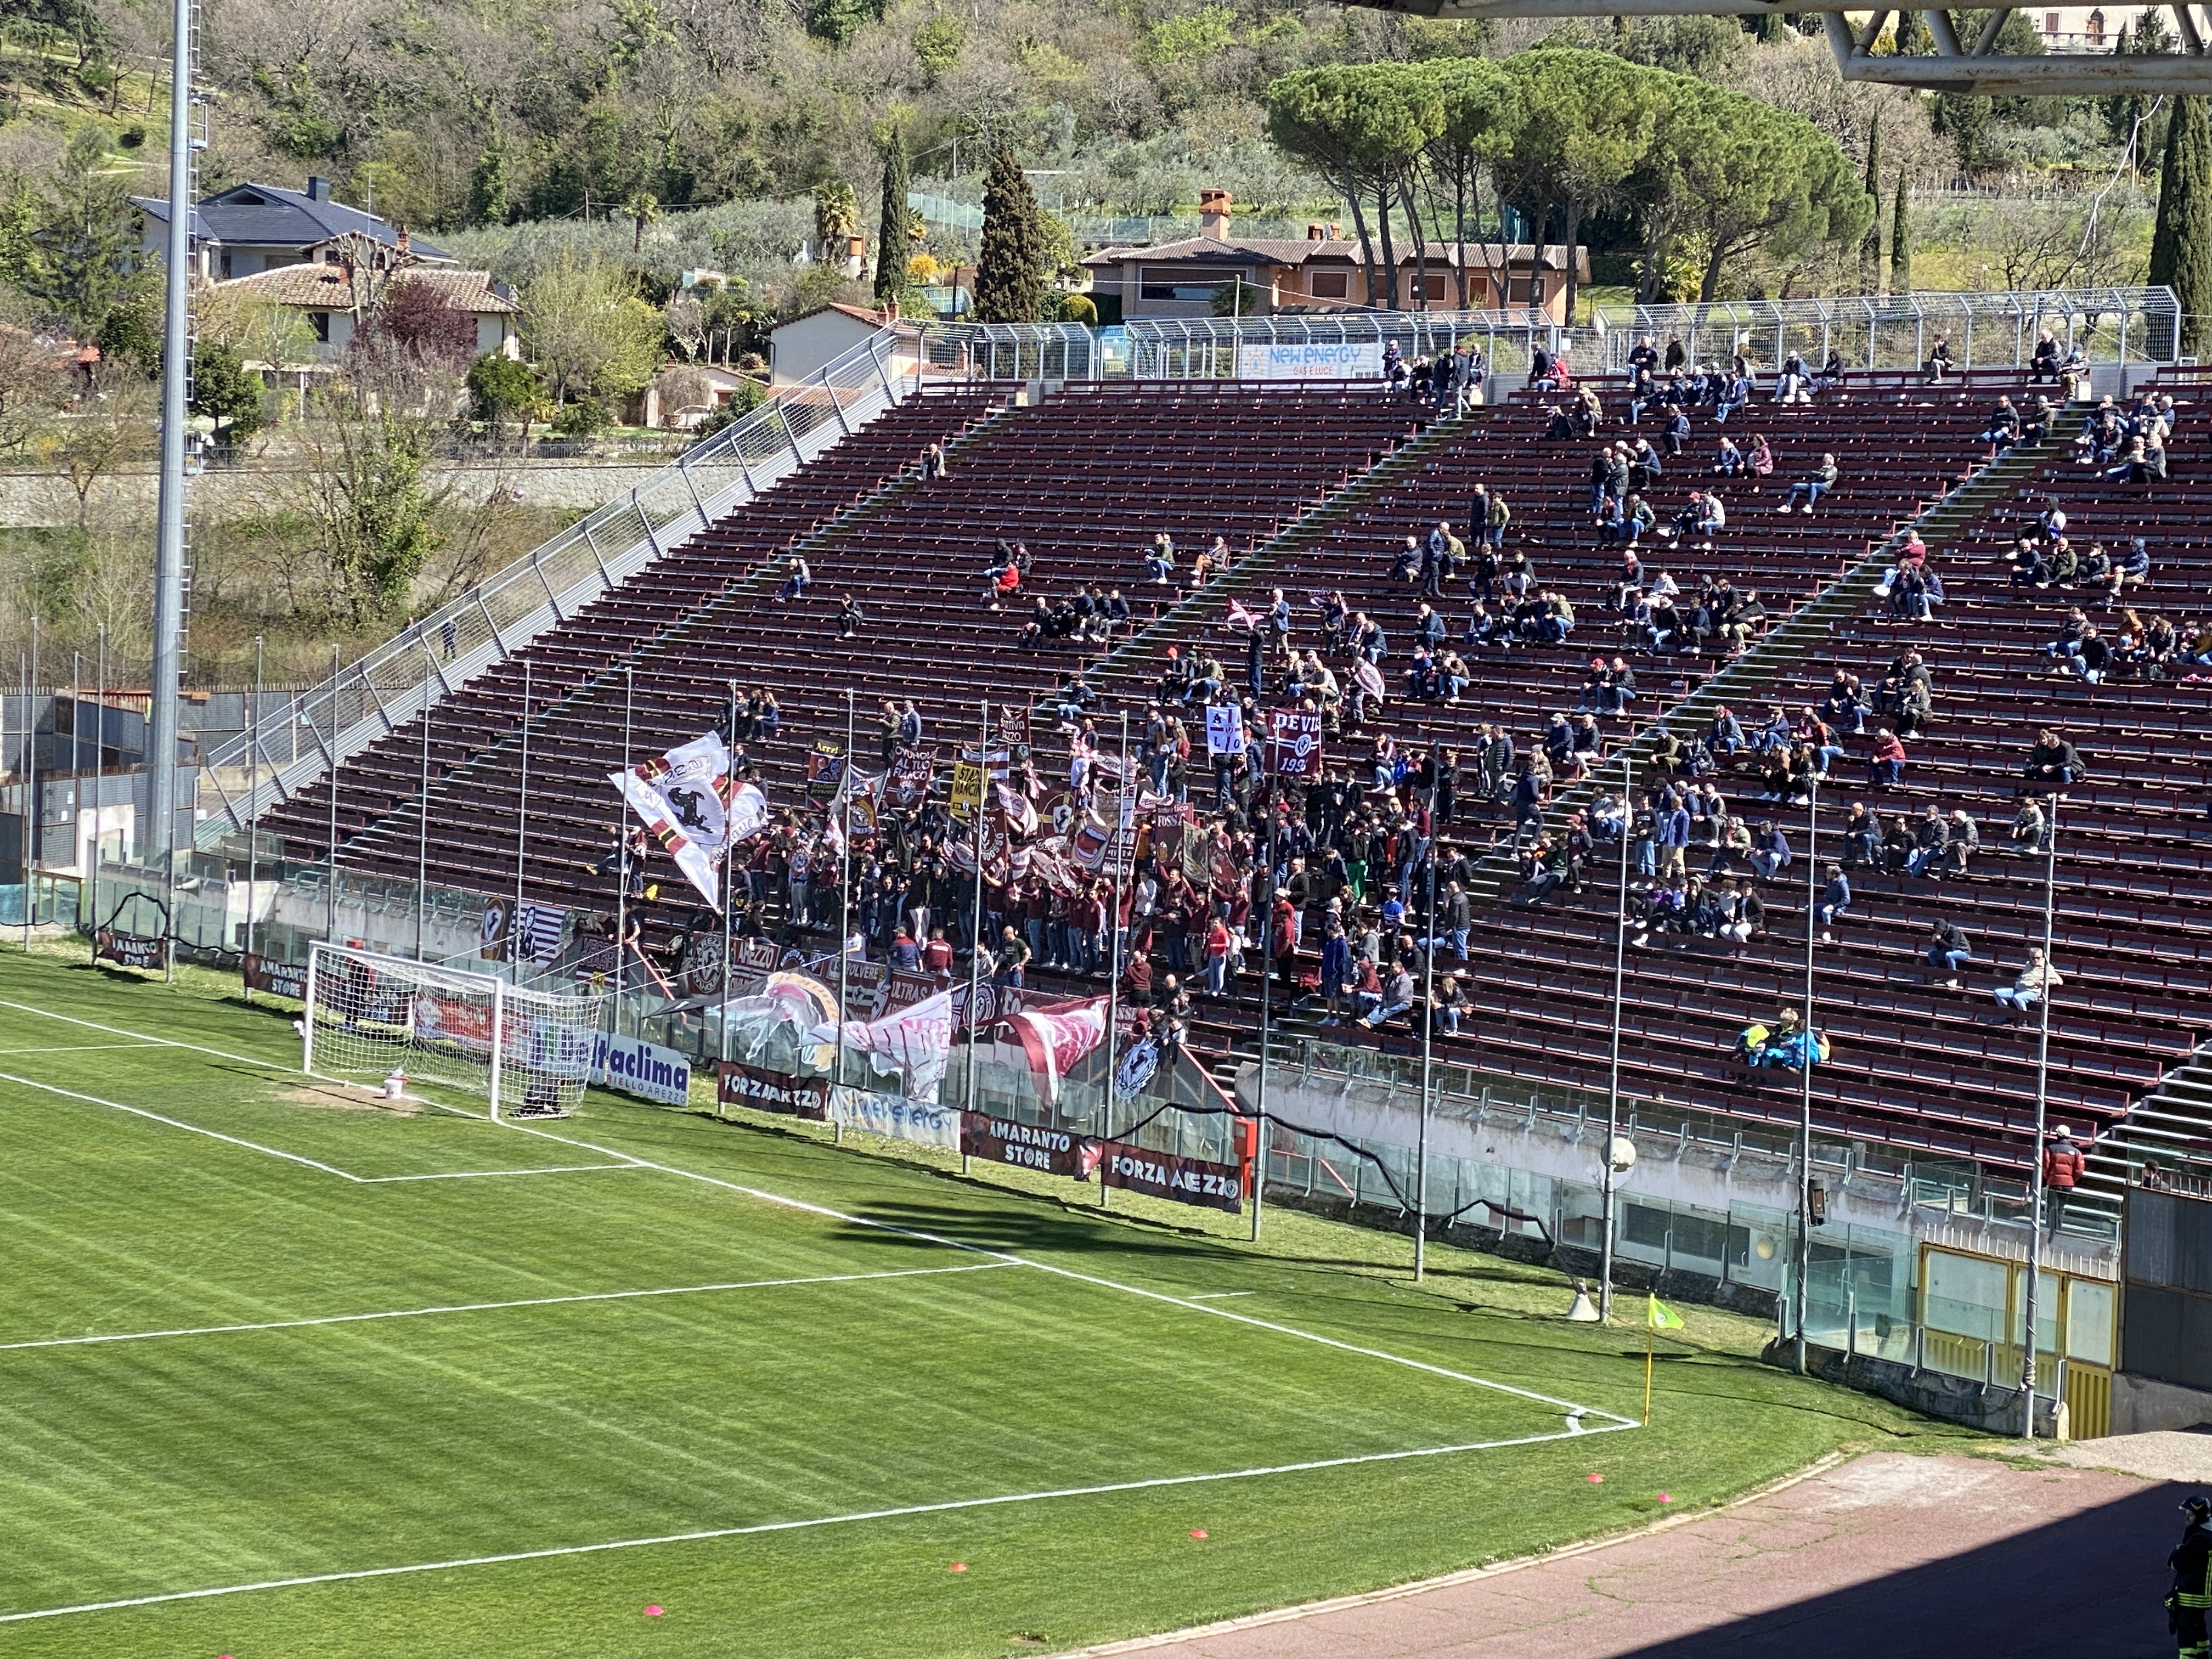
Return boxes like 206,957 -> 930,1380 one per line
1252,729 -> 1275,1245
415,674 -> 430,962
93,626 -> 108,965
24,622 -> 37,954
514,658 -> 531,980
1601,744 -> 1632,1323
836,687 -> 854,1113
1644,1308 -> 1655,1426
1794,779 -> 1819,1375
963,698 -> 987,1123
327,642 -> 339,945
2020,794 -> 2060,1440
1414,738 -> 1441,1282
614,664 -> 633,1037
1102,708 -> 1128,1210
721,679 -> 738,1076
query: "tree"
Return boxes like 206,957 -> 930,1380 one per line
2149,96 -> 2212,359
521,257 -> 666,408
190,342 -> 264,445
812,179 -> 859,255
873,128 -> 911,306
1267,64 -> 1442,309
364,279 -> 480,375
50,362 -> 153,531
1493,52 -> 1657,319
468,136 -> 511,228
2106,13 -> 2174,170
292,402 -> 445,626
18,127 -> 148,337
1859,111 -> 1882,292
467,353 -> 550,443
1419,59 -> 1517,310
625,191 -> 661,253
0,304 -> 71,462
974,148 -> 1047,324
1889,173 -> 1911,294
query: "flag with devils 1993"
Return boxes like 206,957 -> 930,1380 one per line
609,733 -> 767,909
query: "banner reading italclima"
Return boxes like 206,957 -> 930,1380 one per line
591,1032 -> 693,1107
1233,339 -> 1386,381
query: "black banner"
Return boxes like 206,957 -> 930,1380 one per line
94,928 -> 168,972
1098,1141 -> 1245,1214
242,952 -> 306,999
716,1062 -> 828,1120
960,1111 -> 1098,1177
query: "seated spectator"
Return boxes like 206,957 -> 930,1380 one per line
1816,865 -> 1850,943
1431,974 -> 1468,1036
1362,962 -> 1418,1029
1924,919 -> 1971,988
1780,454 -> 1839,514
1747,433 -> 1775,478
778,555 -> 812,601
1925,335 -> 1955,382
1939,808 -> 1979,877
2023,727 -> 2086,788
1713,435 -> 1745,477
1994,948 -> 2061,1020
1865,727 -> 1906,786
1904,804 -> 1949,877
1839,800 -> 1879,867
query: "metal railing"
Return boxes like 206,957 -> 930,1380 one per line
1609,285 -> 2182,376
1122,309 -> 1575,381
924,323 -> 1101,382
192,326 -> 928,847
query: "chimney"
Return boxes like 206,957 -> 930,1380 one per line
306,176 -> 331,203
396,224 -> 411,258
1307,223 -> 1327,241
1199,188 -> 1232,240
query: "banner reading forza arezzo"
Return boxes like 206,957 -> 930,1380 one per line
1098,1141 -> 1245,1214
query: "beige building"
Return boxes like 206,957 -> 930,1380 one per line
212,265 -> 521,363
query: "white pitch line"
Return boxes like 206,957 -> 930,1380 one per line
0,1042 -> 167,1055
0,1000 -> 276,1069
352,1164 -> 639,1184
1186,1291 -> 1254,1300
0,1071 -> 367,1182
0,1421 -> 1634,1626
0,1262 -> 1023,1353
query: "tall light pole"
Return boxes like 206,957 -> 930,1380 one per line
1413,740 -> 1441,1282
1793,779 -> 1819,1376
2021,795 -> 2061,1439
1599,746 -> 1633,1324
148,0 -> 198,881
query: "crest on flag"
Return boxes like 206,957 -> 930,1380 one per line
611,733 -> 744,909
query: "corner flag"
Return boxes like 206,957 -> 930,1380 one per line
1647,1295 -> 1685,1331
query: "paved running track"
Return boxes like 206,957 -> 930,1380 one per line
1063,1452 -> 2190,1658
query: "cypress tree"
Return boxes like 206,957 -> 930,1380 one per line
2149,95 -> 2212,360
974,146 -> 1045,324
873,128 -> 911,306
1860,111 -> 1882,293
1889,173 -> 1911,295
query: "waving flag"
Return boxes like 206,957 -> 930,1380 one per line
1007,996 -> 1111,1110
611,734 -> 735,908
1224,597 -> 1260,633
842,989 -> 958,1103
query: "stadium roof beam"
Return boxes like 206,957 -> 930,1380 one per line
1338,2 -> 2212,95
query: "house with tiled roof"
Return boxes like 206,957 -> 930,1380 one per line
138,177 -> 454,280
1080,191 -> 1586,324
212,266 -> 520,363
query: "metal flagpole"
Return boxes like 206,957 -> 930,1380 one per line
1600,747 -> 1632,1323
93,626 -> 107,964
25,617 -> 38,952
963,699 -> 987,1122
2021,795 -> 2061,1440
241,634 -> 255,986
1102,708 -> 1130,1208
836,687 -> 855,1107
146,0 -> 192,897
513,658 -> 531,978
326,642 -> 340,943
415,680 -> 430,962
1414,741 -> 1441,1282
1794,780 -> 1819,1375
614,664 -> 633,1037
1252,727 -> 1276,1245
720,680 -> 738,1073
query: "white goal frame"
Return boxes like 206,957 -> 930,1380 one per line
303,943 -> 609,1118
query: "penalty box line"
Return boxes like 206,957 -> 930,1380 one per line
0,1262 -> 1024,1353
0,1420 -> 1635,1627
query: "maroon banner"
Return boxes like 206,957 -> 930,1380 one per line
242,952 -> 307,999
1098,1141 -> 1245,1213
95,928 -> 168,972
716,1062 -> 828,1120
960,1111 -> 1099,1177
1267,708 -> 1323,778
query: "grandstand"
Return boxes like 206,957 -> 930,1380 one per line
212,322 -> 2203,1245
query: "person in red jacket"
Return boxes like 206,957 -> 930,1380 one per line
2043,1124 -> 2088,1234
1865,726 -> 1907,787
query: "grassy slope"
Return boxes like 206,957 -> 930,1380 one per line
0,945 -> 1983,1657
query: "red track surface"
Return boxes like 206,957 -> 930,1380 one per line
1064,1452 -> 2184,1658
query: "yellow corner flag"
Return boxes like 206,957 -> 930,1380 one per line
1643,1296 -> 1683,1425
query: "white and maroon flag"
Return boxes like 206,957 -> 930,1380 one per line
1007,996 -> 1112,1111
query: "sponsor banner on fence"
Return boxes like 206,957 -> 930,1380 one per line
1234,339 -> 1385,381
830,1086 -> 961,1150
414,991 -> 495,1053
716,1061 -> 829,1120
94,928 -> 168,972
1098,1141 -> 1245,1214
242,952 -> 307,999
959,1111 -> 1099,1177
591,1032 -> 693,1106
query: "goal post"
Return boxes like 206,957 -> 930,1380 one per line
303,942 -> 611,1118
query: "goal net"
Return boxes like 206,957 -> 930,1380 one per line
303,943 -> 612,1118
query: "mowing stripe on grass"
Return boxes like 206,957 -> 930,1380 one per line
0,1070 -> 370,1181
0,1042 -> 168,1055
0,1261 -> 1025,1352
0,1421 -> 1635,1626
0,1000 -> 279,1069
352,1164 -> 641,1183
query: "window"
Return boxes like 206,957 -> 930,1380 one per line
1139,265 -> 1246,303
1309,270 -> 1350,300
310,311 -> 331,343
2045,11 -> 2059,30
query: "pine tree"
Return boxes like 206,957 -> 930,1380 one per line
1889,173 -> 1911,295
1859,111 -> 1882,294
2149,95 -> 2212,359
973,146 -> 1045,324
468,136 -> 510,228
874,128 -> 911,306
20,126 -> 149,336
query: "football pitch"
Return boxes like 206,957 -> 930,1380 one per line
0,949 -> 1978,1657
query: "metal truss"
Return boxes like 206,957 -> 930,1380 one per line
1344,1 -> 2212,94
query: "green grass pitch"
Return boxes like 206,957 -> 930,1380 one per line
0,946 -> 1980,1657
